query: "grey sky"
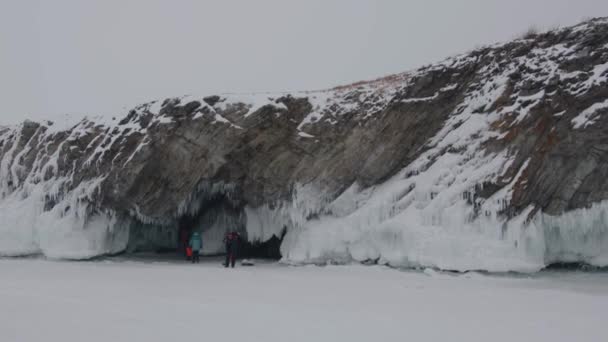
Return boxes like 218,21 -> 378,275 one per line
1,0 -> 607,124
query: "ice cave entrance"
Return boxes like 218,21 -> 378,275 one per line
126,194 -> 284,260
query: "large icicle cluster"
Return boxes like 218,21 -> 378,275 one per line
0,123 -> 129,258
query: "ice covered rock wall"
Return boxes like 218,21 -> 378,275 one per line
1,18 -> 608,271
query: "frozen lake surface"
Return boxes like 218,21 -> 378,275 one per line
1,257 -> 608,342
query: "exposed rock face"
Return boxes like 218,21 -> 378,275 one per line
1,18 -> 608,271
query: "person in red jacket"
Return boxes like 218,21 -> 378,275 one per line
223,231 -> 240,268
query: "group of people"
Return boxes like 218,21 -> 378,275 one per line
184,230 -> 241,268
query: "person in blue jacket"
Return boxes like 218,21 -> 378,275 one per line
189,232 -> 203,264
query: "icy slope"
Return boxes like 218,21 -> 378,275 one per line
1,18 -> 608,271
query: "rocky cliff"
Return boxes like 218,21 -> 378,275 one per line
1,18 -> 608,271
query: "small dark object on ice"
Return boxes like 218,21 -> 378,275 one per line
241,259 -> 255,266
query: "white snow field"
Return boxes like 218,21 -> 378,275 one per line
1,258 -> 608,342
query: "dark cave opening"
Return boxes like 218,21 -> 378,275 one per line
128,193 -> 284,260
239,229 -> 286,260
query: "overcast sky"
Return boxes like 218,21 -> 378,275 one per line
1,0 -> 607,124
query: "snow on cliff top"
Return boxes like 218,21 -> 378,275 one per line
7,17 -> 608,135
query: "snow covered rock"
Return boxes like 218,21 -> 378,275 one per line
1,18 -> 608,271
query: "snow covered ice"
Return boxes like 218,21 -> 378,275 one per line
1,257 -> 608,342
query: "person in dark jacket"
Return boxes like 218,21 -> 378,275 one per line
189,232 -> 203,264
223,231 -> 240,268
179,227 -> 189,259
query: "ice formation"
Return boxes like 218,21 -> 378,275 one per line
1,18 -> 608,271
